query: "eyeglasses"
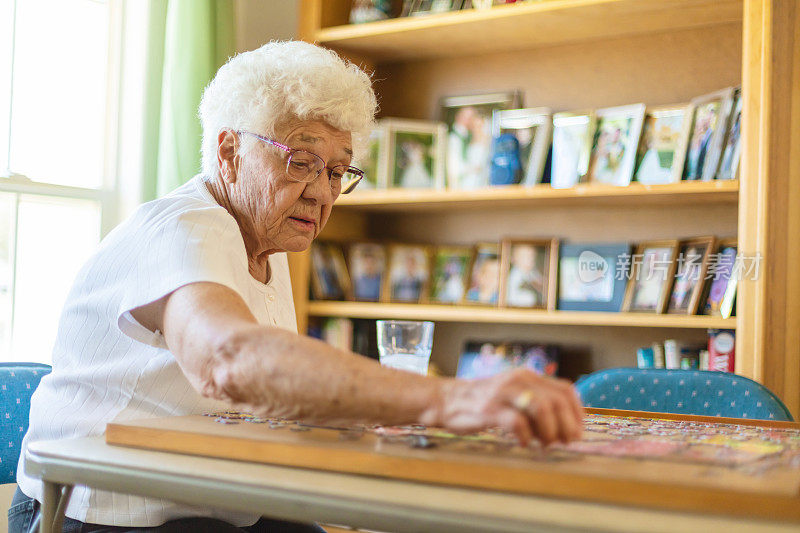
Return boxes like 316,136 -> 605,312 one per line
237,130 -> 363,194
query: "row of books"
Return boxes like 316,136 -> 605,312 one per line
636,329 -> 735,372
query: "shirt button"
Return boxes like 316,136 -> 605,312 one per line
268,294 -> 274,301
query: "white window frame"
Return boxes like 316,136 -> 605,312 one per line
1,0 -> 125,351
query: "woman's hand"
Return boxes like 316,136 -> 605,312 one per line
427,369 -> 585,447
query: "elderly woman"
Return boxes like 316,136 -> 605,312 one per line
12,42 -> 583,533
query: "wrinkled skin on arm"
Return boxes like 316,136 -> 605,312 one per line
132,281 -> 584,446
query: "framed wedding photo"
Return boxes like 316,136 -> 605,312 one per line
586,103 -> 646,187
441,91 -> 523,190
385,244 -> 432,303
310,242 -> 351,301
463,242 -> 501,305
550,110 -> 596,189
347,242 -> 387,302
623,240 -> 680,314
429,246 -> 472,304
381,118 -> 446,190
634,104 -> 694,185
683,87 -> 736,181
498,238 -> 558,310
666,236 -> 716,315
491,107 -> 552,186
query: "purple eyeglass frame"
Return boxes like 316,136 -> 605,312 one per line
236,130 -> 364,194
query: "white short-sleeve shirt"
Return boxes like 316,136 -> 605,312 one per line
17,175 -> 297,527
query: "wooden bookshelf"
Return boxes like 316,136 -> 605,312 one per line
314,0 -> 743,62
296,0 -> 800,415
336,180 -> 739,212
307,301 -> 735,329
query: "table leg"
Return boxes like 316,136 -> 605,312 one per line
39,482 -> 72,533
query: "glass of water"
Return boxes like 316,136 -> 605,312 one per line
376,320 -> 434,375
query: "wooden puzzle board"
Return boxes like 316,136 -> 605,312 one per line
106,408 -> 800,522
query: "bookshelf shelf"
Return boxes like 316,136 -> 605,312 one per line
336,180 -> 739,212
315,0 -> 742,63
307,301 -> 735,329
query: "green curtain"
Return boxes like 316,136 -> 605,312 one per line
141,0 -> 235,201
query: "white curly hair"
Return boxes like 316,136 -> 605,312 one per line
199,41 -> 377,178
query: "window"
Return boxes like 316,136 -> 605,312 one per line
1,0 -> 121,362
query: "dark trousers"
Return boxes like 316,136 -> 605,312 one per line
8,488 -> 326,533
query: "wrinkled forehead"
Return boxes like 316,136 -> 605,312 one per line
277,119 -> 353,159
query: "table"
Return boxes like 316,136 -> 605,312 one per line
25,414 -> 800,533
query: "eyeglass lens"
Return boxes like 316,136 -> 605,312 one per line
286,150 -> 361,192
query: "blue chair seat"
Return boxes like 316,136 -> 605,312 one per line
1,362 -> 51,484
575,367 -> 793,421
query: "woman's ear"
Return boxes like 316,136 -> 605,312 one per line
217,130 -> 239,183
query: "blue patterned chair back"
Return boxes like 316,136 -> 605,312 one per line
575,367 -> 793,421
1,362 -> 51,484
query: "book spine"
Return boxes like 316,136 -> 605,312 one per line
664,339 -> 681,369
652,343 -> 665,369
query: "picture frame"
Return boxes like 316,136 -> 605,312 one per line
586,103 -> 646,186
456,341 -> 559,380
440,91 -> 524,190
490,107 -> 553,186
683,87 -> 736,181
557,242 -> 631,312
429,245 -> 473,304
384,243 -> 432,303
701,238 -> 738,317
409,0 -> 464,16
352,123 -> 389,191
623,240 -> 680,314
347,242 -> 387,302
633,103 -> 694,185
666,236 -> 717,315
309,242 -> 352,301
463,242 -> 501,305
383,118 -> 446,190
716,89 -> 743,181
498,238 -> 558,310
550,110 -> 596,189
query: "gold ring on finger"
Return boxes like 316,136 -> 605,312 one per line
513,390 -> 536,411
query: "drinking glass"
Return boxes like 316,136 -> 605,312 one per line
376,320 -> 434,375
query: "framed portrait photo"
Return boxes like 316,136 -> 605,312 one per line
498,238 -> 558,310
351,123 -> 389,191
634,104 -> 694,185
383,118 -> 446,190
347,242 -> 387,302
557,243 -> 630,312
586,103 -> 646,187
716,89 -> 742,181
463,242 -> 501,305
310,242 -> 351,301
702,239 -> 738,317
551,110 -> 596,189
623,240 -> 680,314
490,107 -> 552,186
666,236 -> 716,315
440,91 -> 523,190
429,245 -> 472,304
683,87 -> 736,181
385,244 -> 432,303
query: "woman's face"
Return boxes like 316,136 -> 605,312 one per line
232,119 -> 352,254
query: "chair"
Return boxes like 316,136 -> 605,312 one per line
575,367 -> 793,421
1,362 -> 51,530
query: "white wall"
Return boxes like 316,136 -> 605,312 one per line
235,0 -> 299,53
